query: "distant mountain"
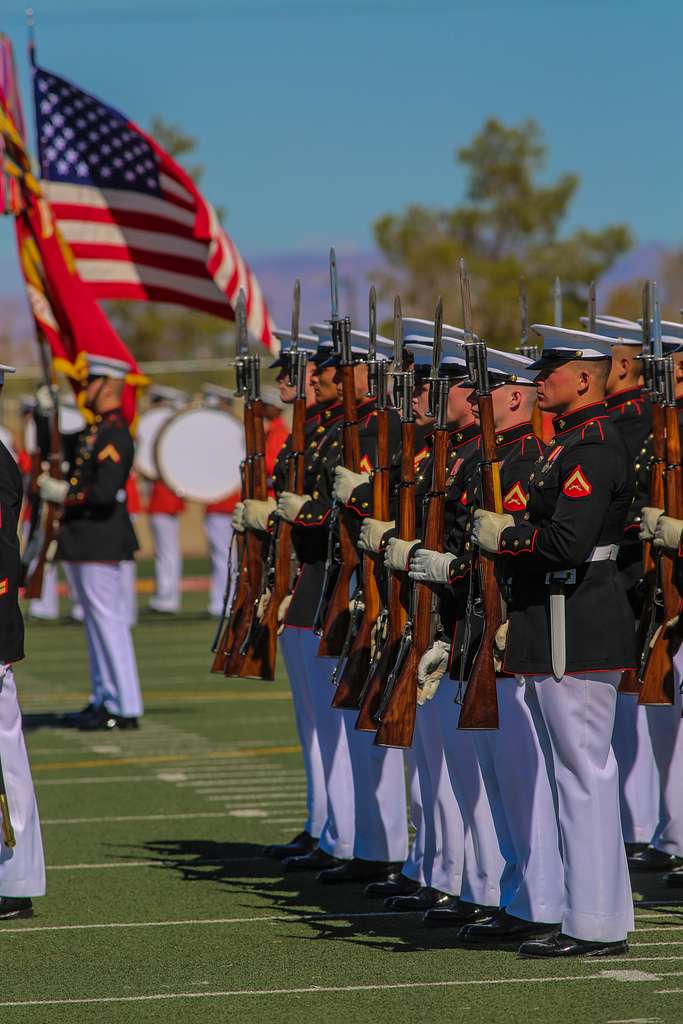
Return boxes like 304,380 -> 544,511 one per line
0,242 -> 674,364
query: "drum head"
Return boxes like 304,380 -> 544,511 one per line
155,407 -> 244,503
135,406 -> 175,480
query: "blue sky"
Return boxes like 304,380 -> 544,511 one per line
1,0 -> 682,298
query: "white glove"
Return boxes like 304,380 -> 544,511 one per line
359,518 -> 395,553
277,593 -> 292,635
36,384 -> 55,416
417,639 -> 451,704
384,536 -> 418,572
472,509 -> 514,553
277,492 -> 311,523
493,620 -> 509,673
232,501 -> 245,533
243,497 -> 277,531
333,466 -> 370,504
255,587 -> 272,623
654,515 -> 683,551
640,506 -> 665,542
409,548 -> 455,583
37,473 -> 69,505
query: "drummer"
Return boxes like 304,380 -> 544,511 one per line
201,384 -> 242,619
145,385 -> 188,616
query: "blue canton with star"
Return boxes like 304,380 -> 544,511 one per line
34,67 -> 162,196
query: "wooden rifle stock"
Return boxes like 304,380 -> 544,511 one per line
212,405 -> 254,673
619,403 -> 666,694
240,396 -> 307,679
317,364 -> 361,657
24,402 -> 62,600
356,418 -> 415,730
234,400 -> 275,680
458,393 -> 502,730
639,402 -> 682,705
375,426 -> 448,748
332,404 -> 388,708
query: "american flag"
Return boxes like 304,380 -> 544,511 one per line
33,63 -> 276,351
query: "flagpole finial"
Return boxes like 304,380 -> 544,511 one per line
26,8 -> 34,26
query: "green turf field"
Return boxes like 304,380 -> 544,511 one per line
3,578 -> 682,1022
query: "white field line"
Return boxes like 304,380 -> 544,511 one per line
0,910 -> 425,933
41,812 -> 244,826
2,971 -> 682,1008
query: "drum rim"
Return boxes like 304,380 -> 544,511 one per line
134,405 -> 176,480
154,405 -> 244,503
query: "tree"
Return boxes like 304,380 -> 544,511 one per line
373,118 -> 632,348
104,117 -> 229,363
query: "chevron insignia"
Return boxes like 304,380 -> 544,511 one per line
562,465 -> 592,498
502,481 -> 527,512
97,444 -> 121,464
360,454 -> 373,475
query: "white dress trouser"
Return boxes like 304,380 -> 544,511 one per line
412,684 -> 464,895
120,561 -> 138,628
28,563 -> 59,620
63,563 -> 143,719
0,666 -> 45,897
473,678 -> 564,923
304,633 -> 355,859
440,678 -> 506,907
402,746 -> 426,885
205,514 -> 233,618
646,643 -> 683,855
279,627 -> 327,839
612,694 -> 659,844
525,672 -> 634,942
149,514 -> 181,613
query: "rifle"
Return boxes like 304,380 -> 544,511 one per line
316,249 -> 361,657
331,286 -> 388,707
239,282 -> 307,677
619,283 -> 662,694
210,290 -> 254,673
517,275 -> 543,441
457,260 -> 502,730
356,296 -> 414,730
638,286 -> 682,705
374,299 -> 448,749
0,752 -> 15,850
23,340 -> 62,599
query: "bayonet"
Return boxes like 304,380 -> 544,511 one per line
368,285 -> 377,362
460,257 -> 479,387
392,294 -> 403,370
290,278 -> 301,352
329,247 -> 339,322
553,276 -> 562,328
519,275 -> 529,351
234,288 -> 248,397
588,280 -> 596,333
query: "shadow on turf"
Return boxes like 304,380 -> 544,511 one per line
22,712 -> 74,732
105,836 -> 511,950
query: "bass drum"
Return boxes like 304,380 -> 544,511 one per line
134,405 -> 175,481
154,407 -> 244,503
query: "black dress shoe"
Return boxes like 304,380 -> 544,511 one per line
518,932 -> 628,959
318,858 -> 404,885
424,898 -> 497,928
283,848 -> 344,872
78,708 -> 139,731
664,865 -> 683,887
384,887 -> 452,912
459,909 -> 559,944
0,897 -> 33,920
263,831 -> 316,861
625,841 -> 648,858
60,703 -> 97,727
627,845 -> 683,871
364,873 -> 421,899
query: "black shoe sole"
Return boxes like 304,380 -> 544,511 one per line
463,926 -> 559,945
518,943 -> 628,960
0,908 -> 34,921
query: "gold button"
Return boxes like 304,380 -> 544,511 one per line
305,513 -> 312,519
523,512 -> 530,520
362,502 -> 369,509
538,480 -> 544,487
524,538 -> 531,546
70,476 -> 78,485
465,542 -> 471,551
559,419 -> 565,428
317,425 -> 324,433
496,434 -> 504,444
529,473 -> 535,481
501,540 -> 507,548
